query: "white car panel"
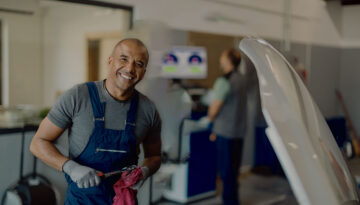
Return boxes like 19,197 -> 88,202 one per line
240,38 -> 359,205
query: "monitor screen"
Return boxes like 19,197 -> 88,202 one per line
161,46 -> 207,79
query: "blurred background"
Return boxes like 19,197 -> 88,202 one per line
0,0 -> 360,204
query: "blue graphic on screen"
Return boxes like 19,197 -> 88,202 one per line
188,54 -> 202,65
163,53 -> 178,64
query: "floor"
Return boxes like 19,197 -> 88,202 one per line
155,173 -> 298,205
153,157 -> 360,205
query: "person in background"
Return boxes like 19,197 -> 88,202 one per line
284,53 -> 308,84
208,48 -> 247,205
30,38 -> 162,204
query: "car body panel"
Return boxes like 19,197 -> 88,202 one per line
240,38 -> 359,205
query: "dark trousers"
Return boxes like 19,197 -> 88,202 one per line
216,136 -> 244,205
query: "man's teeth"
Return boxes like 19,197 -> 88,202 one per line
121,73 -> 132,80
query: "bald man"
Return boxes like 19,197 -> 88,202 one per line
30,38 -> 162,204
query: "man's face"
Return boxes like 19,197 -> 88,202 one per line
107,41 -> 148,93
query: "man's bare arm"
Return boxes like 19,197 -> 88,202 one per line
30,117 -> 69,171
141,137 -> 162,176
208,99 -> 224,121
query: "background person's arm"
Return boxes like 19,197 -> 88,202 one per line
208,77 -> 230,121
208,100 -> 224,121
30,117 -> 68,171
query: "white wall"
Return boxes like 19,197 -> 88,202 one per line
0,0 -> 44,202
338,5 -> 360,138
0,0 -> 351,107
100,0 -> 345,121
0,0 -> 42,106
339,48 -> 360,139
307,45 -> 341,118
326,1 -> 342,36
0,0 -> 347,106
341,5 -> 360,47
103,0 -> 341,47
42,1 -> 130,106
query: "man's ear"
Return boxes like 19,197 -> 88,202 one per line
107,56 -> 113,66
142,68 -> 147,77
136,69 -> 146,82
139,69 -> 146,81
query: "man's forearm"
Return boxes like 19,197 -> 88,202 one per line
30,117 -> 69,171
208,100 -> 224,121
30,138 -> 69,171
141,155 -> 161,176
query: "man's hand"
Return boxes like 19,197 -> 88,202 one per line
131,166 -> 150,190
62,160 -> 101,188
198,116 -> 210,128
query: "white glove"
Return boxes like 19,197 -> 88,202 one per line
197,116 -> 210,128
62,160 -> 101,188
131,166 -> 150,190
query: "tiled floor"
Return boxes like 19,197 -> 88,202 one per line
155,173 -> 298,205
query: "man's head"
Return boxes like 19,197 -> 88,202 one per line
107,38 -> 149,97
220,48 -> 241,74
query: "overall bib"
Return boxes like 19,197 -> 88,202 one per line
65,82 -> 139,205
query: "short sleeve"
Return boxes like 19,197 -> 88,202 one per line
47,86 -> 78,129
213,77 -> 230,101
144,107 -> 162,144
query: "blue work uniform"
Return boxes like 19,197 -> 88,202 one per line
64,82 -> 139,205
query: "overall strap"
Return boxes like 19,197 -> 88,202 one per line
125,90 -> 139,133
86,82 -> 105,127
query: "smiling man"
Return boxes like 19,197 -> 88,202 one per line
107,39 -> 149,100
30,38 -> 162,204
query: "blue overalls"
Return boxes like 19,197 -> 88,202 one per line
65,82 -> 139,205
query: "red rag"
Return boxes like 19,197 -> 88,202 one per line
113,167 -> 143,205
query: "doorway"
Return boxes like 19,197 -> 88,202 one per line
87,32 -> 123,81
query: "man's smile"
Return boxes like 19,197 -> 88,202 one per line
118,72 -> 134,80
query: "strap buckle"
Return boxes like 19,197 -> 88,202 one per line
93,117 -> 105,121
125,120 -> 136,126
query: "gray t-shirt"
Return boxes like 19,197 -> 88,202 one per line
48,80 -> 161,159
213,71 -> 247,139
